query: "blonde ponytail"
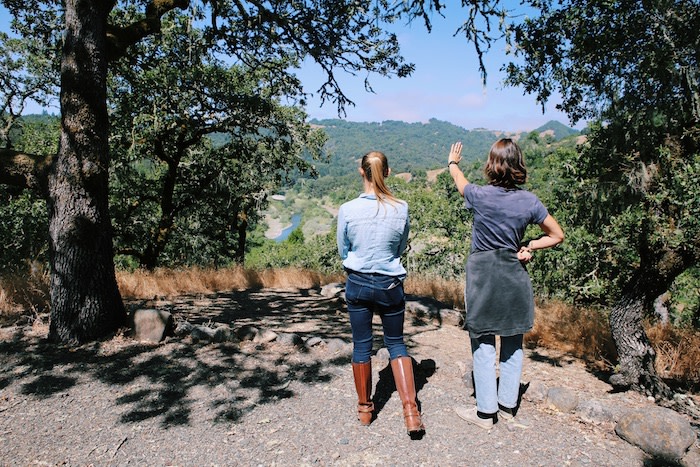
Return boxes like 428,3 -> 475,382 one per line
361,151 -> 400,209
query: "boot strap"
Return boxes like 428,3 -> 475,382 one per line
358,402 -> 374,413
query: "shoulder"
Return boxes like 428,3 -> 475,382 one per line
518,188 -> 542,204
340,197 -> 360,209
464,183 -> 485,196
391,199 -> 409,216
338,200 -> 354,216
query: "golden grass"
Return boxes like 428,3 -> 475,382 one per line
648,324 -> 700,384
116,266 -> 344,300
0,269 -> 50,324
404,276 -> 464,310
2,266 -> 700,385
528,300 -> 700,384
527,300 -> 617,371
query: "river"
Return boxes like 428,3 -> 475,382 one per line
275,213 -> 302,242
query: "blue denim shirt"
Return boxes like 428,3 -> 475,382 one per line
337,193 -> 409,277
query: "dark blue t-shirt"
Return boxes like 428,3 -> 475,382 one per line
464,184 -> 548,253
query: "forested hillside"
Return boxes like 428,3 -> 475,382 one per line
251,123 -> 581,296
307,118 -> 578,178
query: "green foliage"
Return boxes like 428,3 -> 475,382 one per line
0,188 -> 47,273
296,119 -> 578,197
107,11 -> 326,269
0,24 -> 59,148
532,120 -> 580,140
286,227 -> 305,245
668,268 -> 700,327
246,229 -> 341,275
0,114 -> 57,273
505,1 -> 700,331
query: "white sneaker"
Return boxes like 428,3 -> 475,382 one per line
498,408 -> 514,420
499,410 -> 531,429
453,406 -> 494,430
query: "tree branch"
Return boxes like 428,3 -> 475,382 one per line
106,0 -> 190,61
0,148 -> 52,194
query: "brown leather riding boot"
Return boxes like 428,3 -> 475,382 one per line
352,361 -> 374,425
391,356 -> 425,434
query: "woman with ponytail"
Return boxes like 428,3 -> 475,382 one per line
337,151 -> 424,436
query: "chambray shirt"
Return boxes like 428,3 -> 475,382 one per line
337,193 -> 409,277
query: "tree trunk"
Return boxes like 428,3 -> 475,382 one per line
608,260 -> 682,400
234,210 -> 248,265
609,288 -> 673,400
48,0 -> 126,344
141,150 -> 179,270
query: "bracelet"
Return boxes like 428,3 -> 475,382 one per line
448,160 -> 459,167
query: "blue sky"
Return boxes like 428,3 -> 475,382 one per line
295,5 -> 580,133
2,3 -> 579,132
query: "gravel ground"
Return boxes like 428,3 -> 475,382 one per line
0,287 -> 681,466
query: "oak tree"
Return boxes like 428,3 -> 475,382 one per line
0,0 -> 415,344
505,0 -> 700,405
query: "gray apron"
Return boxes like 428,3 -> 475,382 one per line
465,248 -> 534,338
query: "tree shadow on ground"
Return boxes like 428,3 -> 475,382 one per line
527,347 -> 623,392
0,287 -> 438,430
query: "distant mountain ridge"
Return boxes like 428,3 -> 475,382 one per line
308,118 -> 578,178
533,120 -> 580,140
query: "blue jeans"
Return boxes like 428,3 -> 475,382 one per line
344,271 -> 408,363
471,334 -> 523,414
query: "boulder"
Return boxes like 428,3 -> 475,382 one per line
305,336 -> 324,347
173,320 -> 194,337
213,325 -> 235,343
253,328 -> 279,344
326,338 -> 352,356
320,283 -> 344,298
615,407 -> 696,461
131,309 -> 173,343
523,380 -> 548,403
546,387 -> 579,413
405,295 -> 461,326
277,332 -> 305,348
235,325 -> 259,341
576,399 -> 624,424
191,325 -> 217,342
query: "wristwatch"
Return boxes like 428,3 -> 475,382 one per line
448,160 -> 459,167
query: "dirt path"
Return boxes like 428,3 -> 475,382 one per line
0,287 -> 679,466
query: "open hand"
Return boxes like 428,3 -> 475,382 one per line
448,142 -> 462,165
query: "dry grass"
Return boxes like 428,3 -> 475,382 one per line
648,324 -> 700,385
3,266 -> 700,386
528,300 -> 700,385
0,268 -> 50,325
116,266 -> 344,300
404,276 -> 464,310
527,300 -> 618,371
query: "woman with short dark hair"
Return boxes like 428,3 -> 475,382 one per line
447,139 -> 565,429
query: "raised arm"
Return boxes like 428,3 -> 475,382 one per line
447,142 -> 469,195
